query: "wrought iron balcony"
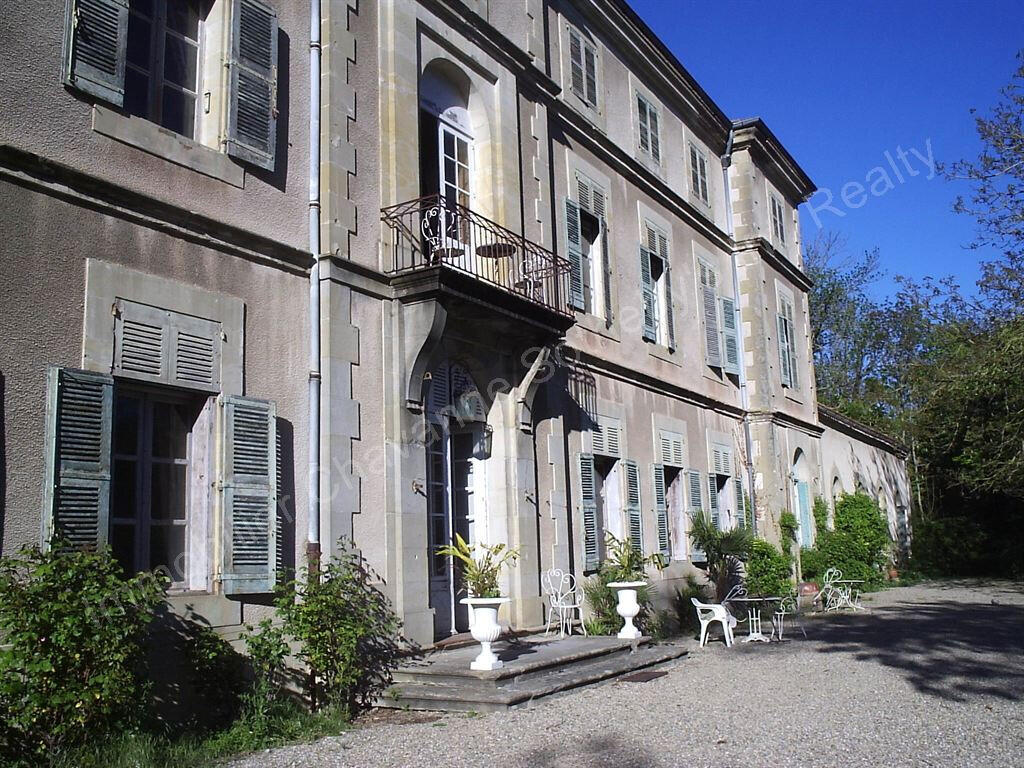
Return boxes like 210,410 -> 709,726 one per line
381,195 -> 573,323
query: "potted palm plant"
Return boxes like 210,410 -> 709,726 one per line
688,510 -> 754,601
602,533 -> 664,640
436,534 -> 519,671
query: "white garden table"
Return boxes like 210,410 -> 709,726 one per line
728,597 -> 782,643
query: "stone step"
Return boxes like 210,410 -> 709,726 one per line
380,639 -> 688,712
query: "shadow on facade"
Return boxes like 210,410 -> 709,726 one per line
276,417 -> 297,579
0,372 -> 5,550
811,599 -> 1024,702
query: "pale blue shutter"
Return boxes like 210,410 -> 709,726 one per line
227,0 -> 279,170
600,216 -> 613,327
657,232 -> 675,350
62,0 -> 129,106
687,469 -> 705,562
701,263 -> 722,367
624,460 -> 642,555
579,453 -> 599,572
220,395 -> 277,594
568,28 -> 585,99
649,106 -> 661,164
708,474 -> 720,530
640,246 -> 657,342
565,198 -> 585,310
735,476 -> 748,529
797,481 -> 812,548
785,300 -> 799,388
778,312 -> 793,387
652,464 -> 670,560
637,95 -> 650,154
721,296 -> 740,375
583,41 -> 598,106
42,367 -> 113,550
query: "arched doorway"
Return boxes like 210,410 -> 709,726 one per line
424,360 -> 490,639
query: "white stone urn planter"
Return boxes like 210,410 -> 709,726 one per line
461,597 -> 509,671
608,581 -> 646,640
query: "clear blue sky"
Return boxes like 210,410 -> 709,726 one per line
629,0 -> 1022,299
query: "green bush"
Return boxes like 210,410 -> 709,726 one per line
745,540 -> 792,597
182,622 -> 247,726
239,618 -> 290,731
688,510 -> 753,600
800,493 -> 891,586
276,541 -> 405,715
813,496 -> 830,537
0,543 -> 166,762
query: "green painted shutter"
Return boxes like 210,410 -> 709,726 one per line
624,460 -> 642,555
640,246 -> 657,341
42,367 -> 113,550
62,0 -> 128,106
701,263 -> 722,367
778,312 -> 793,387
600,216 -> 613,327
657,231 -> 675,350
648,106 -> 661,163
652,464 -> 670,560
583,42 -> 597,105
797,481 -> 812,548
708,474 -> 720,530
227,0 -> 278,170
568,28 -> 585,99
687,469 -> 705,562
637,95 -> 650,154
721,296 -> 740,375
579,453 -> 599,572
735,476 -> 747,529
220,395 -> 277,594
565,198 -> 585,310
785,300 -> 799,388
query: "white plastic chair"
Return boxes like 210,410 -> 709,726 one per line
691,597 -> 736,648
542,568 -> 587,637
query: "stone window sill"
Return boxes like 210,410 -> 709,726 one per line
92,106 -> 244,188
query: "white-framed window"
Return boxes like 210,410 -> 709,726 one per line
689,143 -> 710,206
568,26 -> 598,108
636,93 -> 661,164
62,0 -> 279,170
777,291 -> 799,389
770,193 -> 787,246
640,221 -> 675,349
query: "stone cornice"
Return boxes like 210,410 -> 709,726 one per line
734,236 -> 814,293
746,409 -> 825,438
818,404 -> 909,458
732,118 -> 817,202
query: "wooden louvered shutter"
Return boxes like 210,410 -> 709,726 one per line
62,0 -> 128,106
568,28 -> 585,100
721,296 -> 740,375
579,453 -> 599,572
652,464 -> 670,560
690,145 -> 701,198
583,41 -> 597,106
659,430 -> 684,467
599,216 -> 613,327
220,395 -> 277,594
623,459 -> 642,555
785,300 -> 799,388
227,0 -> 278,170
687,469 -> 705,561
274,424 -> 285,577
778,311 -> 793,388
42,367 -> 113,550
637,95 -> 649,154
657,230 -> 675,350
708,473 -> 720,530
648,106 -> 660,164
565,198 -> 585,310
640,246 -> 657,342
797,481 -> 812,548
701,264 -> 722,367
735,476 -> 748,530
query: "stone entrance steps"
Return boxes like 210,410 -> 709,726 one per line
379,635 -> 688,712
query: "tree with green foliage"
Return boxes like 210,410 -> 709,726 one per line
688,510 -> 754,601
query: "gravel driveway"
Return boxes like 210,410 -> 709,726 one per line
231,580 -> 1024,768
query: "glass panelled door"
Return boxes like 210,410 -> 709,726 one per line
438,122 -> 471,251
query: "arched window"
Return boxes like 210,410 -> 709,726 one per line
792,449 -> 813,548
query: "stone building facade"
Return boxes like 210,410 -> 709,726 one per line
0,0 -> 910,648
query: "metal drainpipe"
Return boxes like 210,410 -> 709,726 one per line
721,128 -> 758,537
307,0 -> 322,571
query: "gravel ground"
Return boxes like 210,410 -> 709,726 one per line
232,580 -> 1024,768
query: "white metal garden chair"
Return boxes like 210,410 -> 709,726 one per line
771,591 -> 808,640
542,568 -> 587,637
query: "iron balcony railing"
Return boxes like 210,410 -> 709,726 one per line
381,195 -> 573,319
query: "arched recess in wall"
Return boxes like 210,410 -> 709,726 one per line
418,58 -> 494,218
792,449 -> 814,548
831,475 -> 843,502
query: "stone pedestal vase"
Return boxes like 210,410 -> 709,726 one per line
608,581 -> 646,640
461,597 -> 509,671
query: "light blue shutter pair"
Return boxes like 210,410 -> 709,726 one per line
579,453 -> 599,572
61,0 -> 278,170
652,464 -> 671,560
687,469 -> 705,562
623,460 -> 642,556
721,297 -> 740,375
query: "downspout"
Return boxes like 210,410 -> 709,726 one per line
721,128 -> 758,537
307,0 -> 322,571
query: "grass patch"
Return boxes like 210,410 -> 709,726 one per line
51,701 -> 349,768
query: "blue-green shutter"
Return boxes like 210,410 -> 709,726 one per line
652,464 -> 670,560
227,0 -> 279,170
624,460 -> 642,555
735,476 -> 748,530
708,474 -> 720,530
797,481 -> 812,548
687,469 -> 705,562
220,395 -> 277,594
600,216 -> 613,326
640,246 -> 657,341
62,0 -> 129,106
778,312 -> 793,388
42,367 -> 114,550
579,453 -> 599,572
721,296 -> 740,375
565,198 -> 585,310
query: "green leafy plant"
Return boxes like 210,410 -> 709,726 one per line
582,533 -> 664,636
745,539 -> 793,597
182,622 -> 247,726
602,531 -> 664,581
779,510 -> 799,547
240,618 -> 290,730
0,542 -> 166,763
435,533 -> 519,599
799,493 -> 891,587
276,541 -> 406,716
688,510 -> 754,601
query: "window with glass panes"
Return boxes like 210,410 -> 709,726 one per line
125,0 -> 203,139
